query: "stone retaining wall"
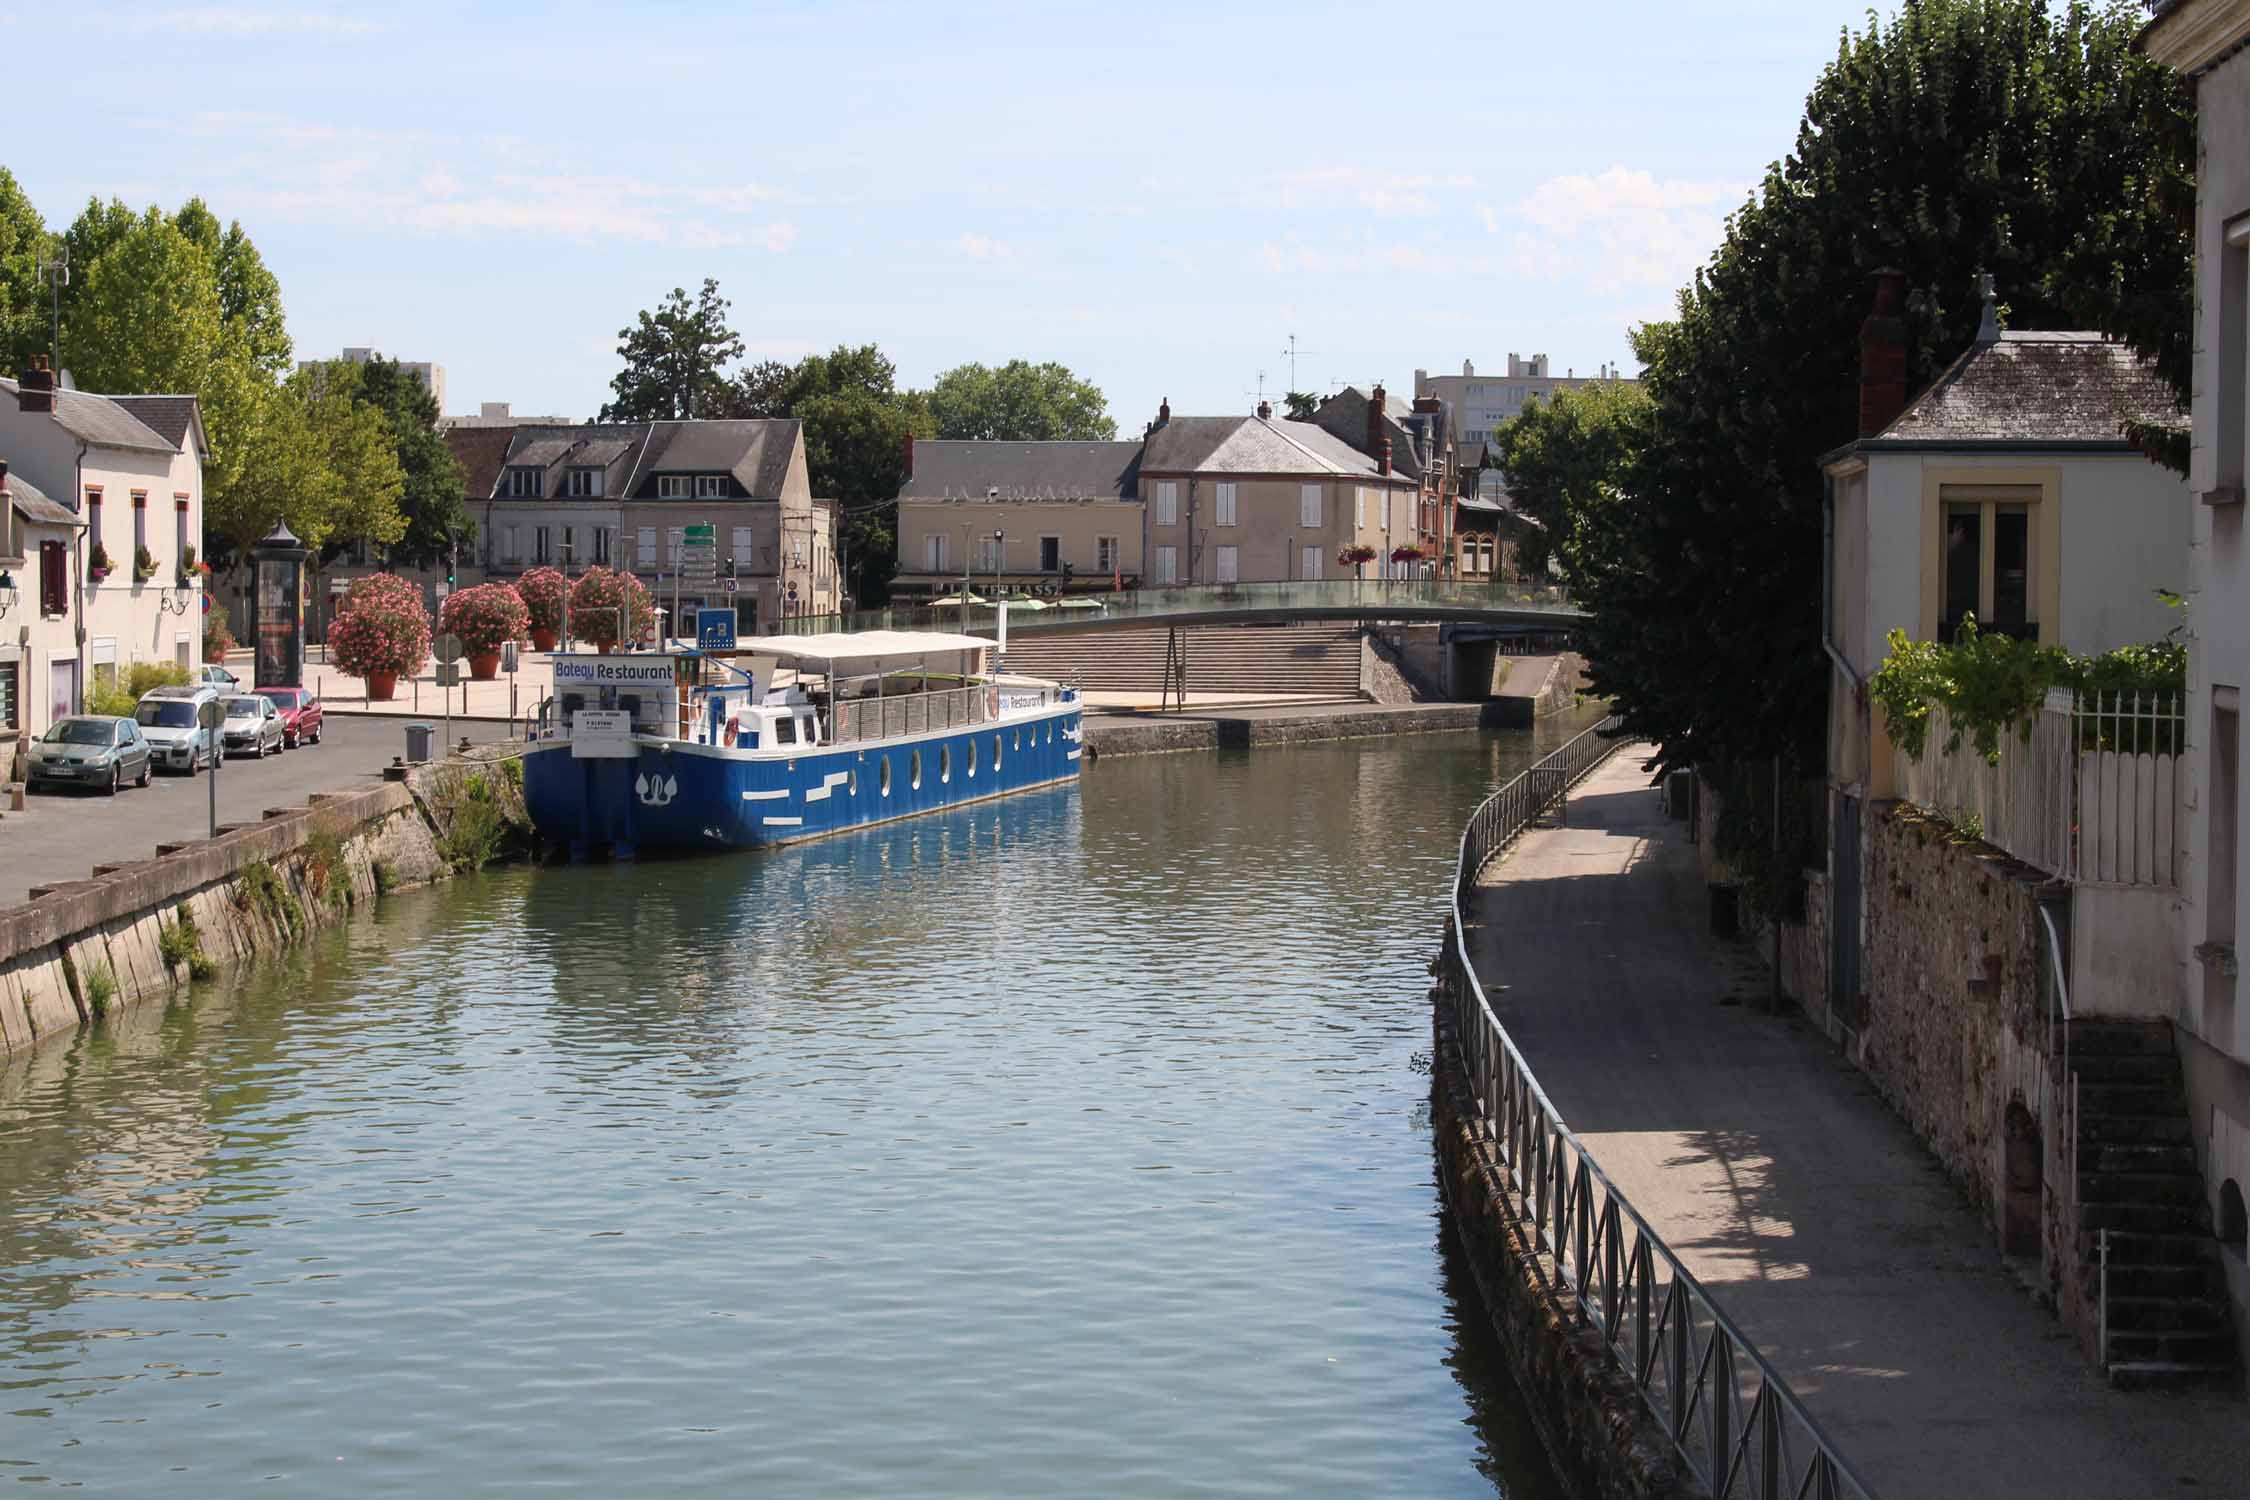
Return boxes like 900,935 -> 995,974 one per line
1431,999 -> 1697,1500
0,750 -> 529,1060
1083,703 -> 1498,758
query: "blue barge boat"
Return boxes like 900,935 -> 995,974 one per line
521,628 -> 1082,858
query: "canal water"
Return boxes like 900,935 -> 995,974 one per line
0,730 -> 1573,1496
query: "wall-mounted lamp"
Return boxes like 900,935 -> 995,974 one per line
0,571 -> 15,620
158,580 -> 195,616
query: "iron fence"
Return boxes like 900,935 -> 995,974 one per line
1441,716 -> 1878,1500
829,684 -> 993,744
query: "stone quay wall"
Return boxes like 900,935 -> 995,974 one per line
0,751 -> 529,1061
1431,997 -> 1697,1500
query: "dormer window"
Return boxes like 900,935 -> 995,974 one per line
695,475 -> 728,499
567,467 -> 604,498
504,467 -> 541,498
658,475 -> 692,500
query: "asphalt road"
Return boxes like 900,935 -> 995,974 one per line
0,716 -> 513,908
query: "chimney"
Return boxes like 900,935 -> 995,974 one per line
1367,383 -> 1387,454
1256,400 -> 1272,420
1157,397 -> 1170,428
1859,269 -> 1909,438
902,430 -> 916,479
1377,435 -> 1392,476
17,355 -> 53,415
1412,395 -> 1442,414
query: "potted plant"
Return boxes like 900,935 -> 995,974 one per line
517,565 -> 567,651
439,582 -> 530,680
1337,542 -> 1378,580
86,542 -> 112,584
568,566 -> 654,653
177,546 -> 211,588
327,571 -> 432,701
133,544 -> 159,583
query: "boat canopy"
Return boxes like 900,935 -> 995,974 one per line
732,629 -> 994,672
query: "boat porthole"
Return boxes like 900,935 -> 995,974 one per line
882,756 -> 893,796
1046,721 -> 1054,744
940,744 -> 952,783
911,750 -> 922,790
849,766 -> 859,796
1012,727 -> 1021,751
968,738 -> 978,778
994,733 -> 1002,771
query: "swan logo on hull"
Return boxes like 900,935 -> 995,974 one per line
635,773 -> 679,807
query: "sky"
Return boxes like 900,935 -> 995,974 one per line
11,1 -> 1894,429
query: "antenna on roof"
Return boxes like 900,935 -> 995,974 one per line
1281,334 -> 1303,394
1243,369 -> 1269,409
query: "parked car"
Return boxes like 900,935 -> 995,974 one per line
25,715 -> 154,794
194,663 -> 241,691
134,685 -> 221,773
218,694 -> 286,758
255,685 -> 324,748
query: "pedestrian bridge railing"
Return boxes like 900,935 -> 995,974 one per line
777,578 -> 1582,639
1440,718 -> 1878,1500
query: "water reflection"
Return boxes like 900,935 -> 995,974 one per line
0,728 -> 1578,1495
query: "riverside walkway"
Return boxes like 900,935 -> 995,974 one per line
1463,750 -> 2250,1499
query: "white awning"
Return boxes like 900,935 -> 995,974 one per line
732,629 -> 994,667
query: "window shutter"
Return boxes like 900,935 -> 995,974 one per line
41,540 -> 65,615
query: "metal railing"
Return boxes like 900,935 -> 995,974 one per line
830,683 -> 995,744
776,578 -> 1583,639
1439,716 -> 1878,1500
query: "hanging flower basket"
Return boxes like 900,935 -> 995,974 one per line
86,542 -> 112,584
133,545 -> 159,583
1389,545 -> 1428,565
1337,543 -> 1379,568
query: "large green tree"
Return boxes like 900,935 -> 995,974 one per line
351,355 -> 468,564
0,168 -> 49,374
1583,0 -> 2192,782
599,277 -> 744,421
1491,380 -> 1651,585
925,359 -> 1115,441
214,367 -> 405,555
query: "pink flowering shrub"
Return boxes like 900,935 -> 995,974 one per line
515,566 -> 567,635
440,582 -> 530,654
328,571 -> 432,677
568,567 -> 654,648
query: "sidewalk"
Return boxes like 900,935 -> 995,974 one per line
1464,750 -> 2250,1498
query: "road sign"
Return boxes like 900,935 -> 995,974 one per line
435,633 -> 464,663
725,576 -> 738,595
696,608 -> 737,651
434,663 -> 461,687
197,699 -> 223,729
683,524 -> 717,544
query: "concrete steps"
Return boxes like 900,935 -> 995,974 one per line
1003,623 -> 1367,698
2066,1018 -> 2238,1389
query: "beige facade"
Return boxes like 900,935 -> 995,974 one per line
897,498 -> 1144,592
1138,472 -> 1415,585
1416,355 -> 1635,497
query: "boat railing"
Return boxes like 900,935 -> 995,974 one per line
832,683 -> 996,744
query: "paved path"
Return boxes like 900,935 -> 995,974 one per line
1465,750 -> 2250,1499
0,717 -> 512,908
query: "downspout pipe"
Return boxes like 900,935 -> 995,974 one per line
72,438 -> 88,709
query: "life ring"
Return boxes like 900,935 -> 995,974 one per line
722,716 -> 739,748
986,686 -> 1000,719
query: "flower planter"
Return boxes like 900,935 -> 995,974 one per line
366,670 -> 398,702
468,649 -> 501,681
531,628 -> 558,652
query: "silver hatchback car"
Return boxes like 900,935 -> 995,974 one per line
218,694 -> 286,758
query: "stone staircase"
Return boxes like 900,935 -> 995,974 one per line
2067,1019 -> 2239,1388
1000,623 -> 1367,699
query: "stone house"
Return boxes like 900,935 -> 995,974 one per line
1308,384 -> 1460,571
1138,399 -> 1419,586
0,358 -> 207,747
891,436 -> 1143,600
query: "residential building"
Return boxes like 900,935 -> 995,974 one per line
0,358 -> 207,745
892,436 -> 1144,599
2142,0 -> 2250,1352
1139,398 -> 1418,586
315,422 -> 518,633
299,346 -> 444,414
1309,385 -> 1461,570
442,401 -> 571,430
481,418 -> 827,633
1414,354 -> 1634,498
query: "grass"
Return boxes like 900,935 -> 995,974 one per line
302,824 -> 352,909
158,909 -> 217,982
239,859 -> 303,937
83,963 -> 116,1018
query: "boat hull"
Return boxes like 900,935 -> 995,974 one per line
522,705 -> 1084,856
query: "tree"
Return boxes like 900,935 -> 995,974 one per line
350,355 -> 468,565
598,277 -> 744,421
1581,0 -> 2192,787
1491,382 -> 1651,585
925,359 -> 1115,441
172,199 -> 291,378
212,369 -> 405,556
0,167 -> 49,374
1283,391 -> 1319,421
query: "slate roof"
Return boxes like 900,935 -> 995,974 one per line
0,378 -> 177,453
106,395 -> 202,452
5,469 -> 78,527
635,419 -> 800,498
444,425 -> 516,499
900,440 -> 1142,502
1141,414 -> 1400,479
1866,331 -> 2182,449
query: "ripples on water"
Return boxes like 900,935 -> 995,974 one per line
0,731 -> 1574,1496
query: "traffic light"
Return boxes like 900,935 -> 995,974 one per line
446,544 -> 457,589
725,554 -> 737,584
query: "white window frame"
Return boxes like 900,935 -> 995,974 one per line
1214,544 -> 1239,584
1301,545 -> 1321,581
1215,482 -> 1237,527
657,475 -> 692,500
1300,483 -> 1322,528
636,526 -> 658,566
566,467 -> 603,498
1355,487 -> 1366,529
695,475 -> 728,499
731,526 -> 756,572
925,532 -> 948,572
1155,481 -> 1179,527
1096,535 -> 1119,573
505,467 -> 540,498
1156,544 -> 1179,585
503,524 -> 521,563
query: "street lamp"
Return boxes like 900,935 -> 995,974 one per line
158,578 -> 195,616
0,571 -> 15,620
992,527 -> 1004,603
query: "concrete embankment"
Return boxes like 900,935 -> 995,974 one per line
1083,699 -> 1581,758
0,749 -> 528,1060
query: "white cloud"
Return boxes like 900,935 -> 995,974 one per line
142,7 -> 381,36
1253,166 -> 1476,219
955,233 -> 1016,261
140,112 -> 795,253
1496,166 -> 1741,299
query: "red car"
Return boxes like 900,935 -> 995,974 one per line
255,686 -> 325,748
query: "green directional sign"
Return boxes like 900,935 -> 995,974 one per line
683,524 -> 717,543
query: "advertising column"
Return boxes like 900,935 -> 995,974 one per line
250,520 -> 309,689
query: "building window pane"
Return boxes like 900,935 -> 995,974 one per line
1941,502 -> 1980,642
1155,481 -> 1178,527
1039,536 -> 1060,572
1300,484 -> 1321,528
1157,545 -> 1178,584
1991,504 -> 2030,636
1215,482 -> 1237,527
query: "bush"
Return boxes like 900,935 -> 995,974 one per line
516,566 -> 567,635
87,660 -> 190,717
83,962 -> 116,1017
158,908 -> 215,981
328,571 -> 432,678
568,566 -> 654,649
204,607 -> 235,660
440,582 -> 530,654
